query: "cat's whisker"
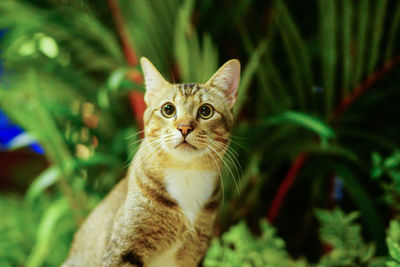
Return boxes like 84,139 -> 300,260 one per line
129,137 -> 146,146
145,147 -> 162,169
144,143 -> 164,169
209,139 -> 242,173
198,134 -> 240,157
205,142 -> 240,195
123,140 -> 149,169
207,139 -> 242,182
229,135 -> 245,140
217,135 -> 244,148
207,143 -> 240,197
125,129 -> 146,140
209,138 -> 240,157
197,139 -> 212,166
144,135 -> 177,167
203,145 -> 225,207
199,135 -> 242,181
122,137 -> 152,169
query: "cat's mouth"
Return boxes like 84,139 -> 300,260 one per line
175,140 -> 197,150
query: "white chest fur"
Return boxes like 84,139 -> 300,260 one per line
164,168 -> 217,225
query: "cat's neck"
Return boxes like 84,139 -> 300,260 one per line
128,138 -> 221,224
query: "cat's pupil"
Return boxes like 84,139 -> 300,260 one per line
200,106 -> 211,116
164,105 -> 174,115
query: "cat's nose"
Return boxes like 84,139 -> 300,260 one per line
177,124 -> 193,137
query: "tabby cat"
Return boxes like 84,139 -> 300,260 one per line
62,57 -> 241,267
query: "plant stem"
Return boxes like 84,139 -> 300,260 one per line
267,53 -> 400,223
267,152 -> 308,222
332,53 -> 400,118
107,0 -> 138,66
107,0 -> 146,133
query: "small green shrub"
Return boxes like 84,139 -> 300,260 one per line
204,208 -> 392,267
372,150 -> 400,213
0,194 -> 76,267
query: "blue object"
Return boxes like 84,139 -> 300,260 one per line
0,110 -> 45,154
332,176 -> 344,202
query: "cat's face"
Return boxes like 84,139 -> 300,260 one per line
141,58 -> 240,162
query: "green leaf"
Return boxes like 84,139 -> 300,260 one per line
274,0 -> 314,110
318,0 -> 337,115
371,152 -> 383,179
387,237 -> 400,262
367,0 -> 388,74
372,152 -> 382,167
25,198 -> 69,267
25,166 -> 61,203
384,1 -> 400,61
353,0 -> 369,87
0,69 -> 73,175
384,155 -> 400,169
107,68 -> 127,92
341,0 -> 353,97
304,144 -> 362,166
174,0 -> 218,82
334,164 -> 385,252
386,261 -> 400,267
234,40 -> 268,117
37,34 -> 59,59
264,111 -> 335,139
6,132 -> 39,150
388,221 -> 400,245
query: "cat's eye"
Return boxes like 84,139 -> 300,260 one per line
198,104 -> 214,119
161,102 -> 176,118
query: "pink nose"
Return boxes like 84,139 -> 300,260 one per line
177,124 -> 193,137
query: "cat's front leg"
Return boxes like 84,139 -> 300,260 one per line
100,206 -> 148,267
101,236 -> 146,267
175,228 -> 213,267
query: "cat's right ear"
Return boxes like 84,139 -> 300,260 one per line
140,57 -> 169,104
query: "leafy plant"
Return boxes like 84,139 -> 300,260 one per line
204,220 -> 307,267
387,221 -> 400,267
205,209 -> 388,267
315,209 -> 378,266
371,150 -> 400,213
0,194 -> 75,267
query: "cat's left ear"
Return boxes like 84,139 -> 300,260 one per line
206,59 -> 240,108
140,57 -> 169,104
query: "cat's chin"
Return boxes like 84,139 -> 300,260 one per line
164,142 -> 205,162
175,141 -> 197,150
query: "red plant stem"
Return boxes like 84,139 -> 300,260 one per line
107,0 -> 146,134
333,53 -> 400,118
267,152 -> 308,222
107,0 -> 138,66
128,91 -> 145,131
267,53 -> 400,223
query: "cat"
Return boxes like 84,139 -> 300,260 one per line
62,57 -> 240,267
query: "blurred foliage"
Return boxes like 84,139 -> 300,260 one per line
315,209 -> 379,266
371,150 -> 400,215
0,194 -> 75,267
387,221 -> 400,267
205,209 -> 389,267
0,0 -> 400,266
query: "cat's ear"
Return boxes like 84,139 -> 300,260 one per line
140,57 -> 169,104
206,59 -> 240,108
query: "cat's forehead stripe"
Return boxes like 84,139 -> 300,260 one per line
176,83 -> 201,96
